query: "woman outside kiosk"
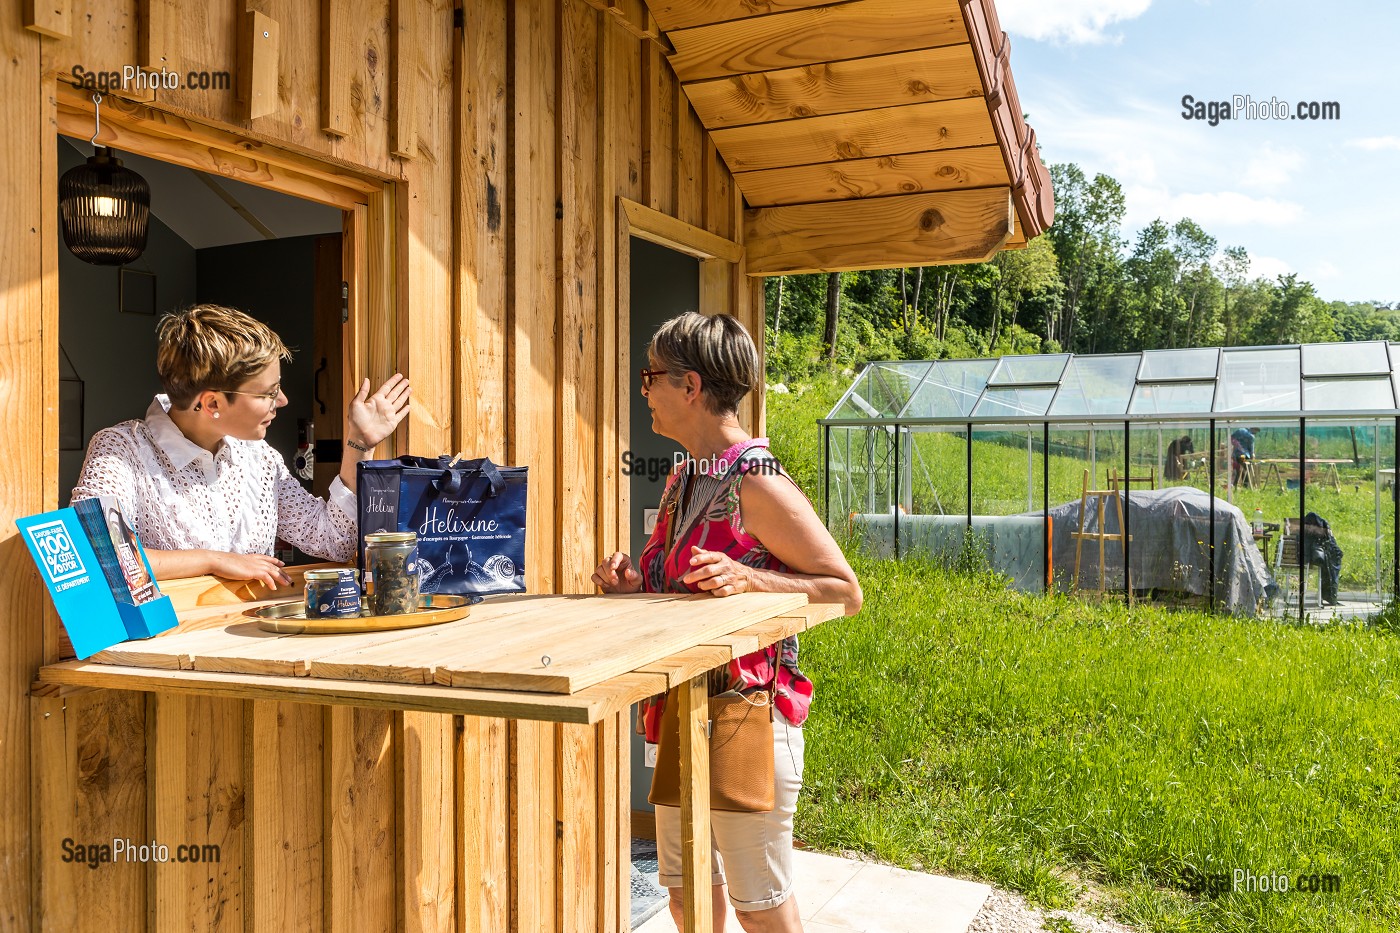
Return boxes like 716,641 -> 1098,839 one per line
593,312 -> 862,933
70,304 -> 412,588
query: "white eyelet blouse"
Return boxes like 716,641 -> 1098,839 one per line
70,395 -> 358,561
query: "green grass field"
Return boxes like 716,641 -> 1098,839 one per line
795,561 -> 1400,932
767,371 -> 1400,932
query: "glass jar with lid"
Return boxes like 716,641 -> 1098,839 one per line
364,530 -> 420,615
304,568 -> 361,619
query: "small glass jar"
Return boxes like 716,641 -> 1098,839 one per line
364,531 -> 420,615
304,568 -> 362,619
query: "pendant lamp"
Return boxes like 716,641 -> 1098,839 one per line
59,94 -> 150,266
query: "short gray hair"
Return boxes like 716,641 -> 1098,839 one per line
647,312 -> 758,415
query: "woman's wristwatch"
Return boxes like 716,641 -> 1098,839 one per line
346,438 -> 371,452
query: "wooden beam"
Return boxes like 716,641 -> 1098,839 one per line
710,96 -> 995,173
682,45 -> 982,130
509,0 -> 561,594
1,17 -> 45,929
390,0 -> 419,158
35,661 -> 670,725
137,0 -> 180,72
320,0 -> 351,136
56,105 -> 365,211
22,0 -> 69,38
560,0 -> 602,594
666,0 -> 967,83
734,145 -> 1010,208
398,711 -> 455,933
649,0 -> 840,33
151,694 -> 245,930
677,674 -> 712,933
455,0 -> 509,463
246,701 -> 323,931
237,11 -> 279,121
458,716 -> 510,933
324,706 -> 397,932
53,83 -> 387,192
620,197 -> 741,262
743,187 -> 1013,275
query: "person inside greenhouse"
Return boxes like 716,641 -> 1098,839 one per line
1300,512 -> 1344,606
1164,434 -> 1195,481
1230,426 -> 1260,484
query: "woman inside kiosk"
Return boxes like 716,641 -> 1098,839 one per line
71,303 -> 411,590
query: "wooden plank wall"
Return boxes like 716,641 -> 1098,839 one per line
6,1 -> 760,931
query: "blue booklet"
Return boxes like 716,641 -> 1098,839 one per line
17,505 -> 177,659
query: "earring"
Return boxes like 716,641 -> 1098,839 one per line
193,402 -> 202,412
213,411 -> 220,419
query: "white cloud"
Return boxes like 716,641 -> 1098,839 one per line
1346,136 -> 1400,152
1242,145 -> 1305,190
1310,261 -> 1339,280
1248,255 -> 1295,281
997,0 -> 1153,44
1125,186 -> 1304,229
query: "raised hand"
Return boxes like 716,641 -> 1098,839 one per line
348,373 -> 412,449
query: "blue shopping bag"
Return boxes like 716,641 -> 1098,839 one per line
357,455 -> 528,595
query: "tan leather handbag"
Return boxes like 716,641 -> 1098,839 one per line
648,686 -> 776,813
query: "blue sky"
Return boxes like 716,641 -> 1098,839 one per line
998,0 -> 1399,303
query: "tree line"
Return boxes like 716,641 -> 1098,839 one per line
765,162 -> 1399,382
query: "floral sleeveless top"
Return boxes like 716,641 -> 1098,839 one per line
637,438 -> 814,742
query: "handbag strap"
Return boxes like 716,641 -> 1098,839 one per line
430,456 -> 508,498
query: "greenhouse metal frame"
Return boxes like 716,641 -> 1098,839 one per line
820,341 -> 1400,618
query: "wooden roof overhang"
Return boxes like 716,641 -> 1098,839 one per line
645,0 -> 1055,275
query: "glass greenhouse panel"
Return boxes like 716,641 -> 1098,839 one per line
902,359 -> 996,418
987,354 -> 1069,386
963,424 -> 1046,591
973,386 -> 1055,418
1128,382 -> 1215,415
1302,340 -> 1389,376
1050,354 -> 1139,416
1217,348 -> 1301,412
1138,347 -> 1219,381
1303,377 -> 1396,411
869,362 -> 934,416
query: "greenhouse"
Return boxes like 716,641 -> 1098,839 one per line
821,341 -> 1400,618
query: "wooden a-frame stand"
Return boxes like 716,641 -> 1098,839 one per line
1071,469 -> 1133,593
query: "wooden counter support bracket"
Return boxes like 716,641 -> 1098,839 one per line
678,672 -> 712,933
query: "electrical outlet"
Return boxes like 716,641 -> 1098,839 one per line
644,508 -> 659,534
644,742 -> 658,768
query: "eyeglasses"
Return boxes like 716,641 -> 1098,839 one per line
218,383 -> 282,407
640,369 -> 670,391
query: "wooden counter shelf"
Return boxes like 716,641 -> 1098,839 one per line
31,589 -> 843,933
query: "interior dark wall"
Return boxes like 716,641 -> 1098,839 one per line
58,144 -> 197,502
196,236 -> 319,461
629,238 -> 700,555
627,236 -> 699,814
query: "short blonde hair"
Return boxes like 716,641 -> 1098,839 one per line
155,304 -> 291,408
647,312 -> 759,415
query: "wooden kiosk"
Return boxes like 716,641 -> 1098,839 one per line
0,1 -> 1052,930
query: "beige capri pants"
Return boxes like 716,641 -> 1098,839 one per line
654,707 -> 805,912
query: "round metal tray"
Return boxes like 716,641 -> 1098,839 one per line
244,593 -> 481,634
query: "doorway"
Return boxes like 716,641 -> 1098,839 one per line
628,237 -> 700,556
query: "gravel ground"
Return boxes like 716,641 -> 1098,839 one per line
967,887 -> 1137,933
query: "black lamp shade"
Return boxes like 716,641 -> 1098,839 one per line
58,147 -> 151,266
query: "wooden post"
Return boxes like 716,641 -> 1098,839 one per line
677,674 -> 712,933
